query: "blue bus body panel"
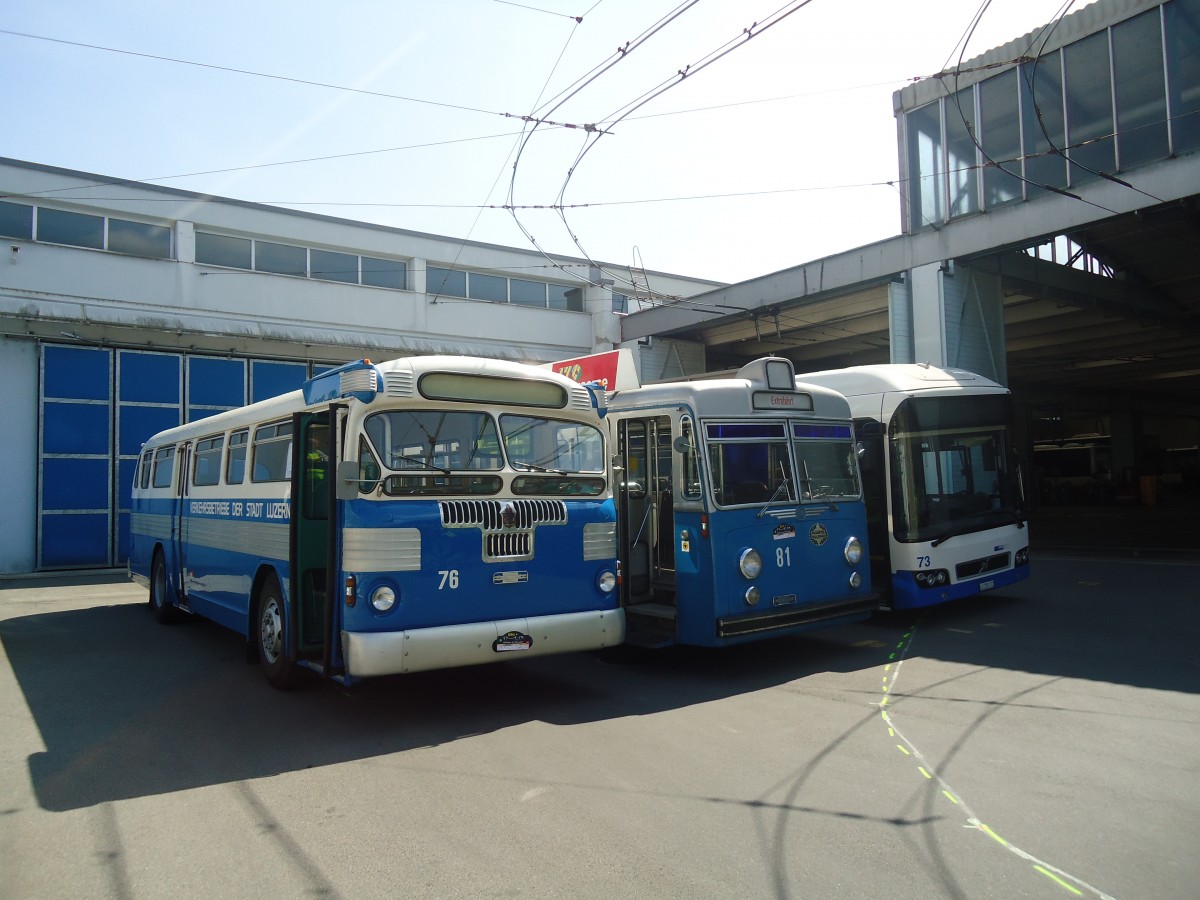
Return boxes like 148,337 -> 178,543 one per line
339,498 -> 620,635
672,506 -> 874,647
131,495 -> 288,638
891,561 -> 1030,610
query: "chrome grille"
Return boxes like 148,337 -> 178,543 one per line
485,531 -> 534,560
439,499 -> 567,529
383,371 -> 416,398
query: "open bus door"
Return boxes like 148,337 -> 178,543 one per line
171,441 -> 191,605
289,409 -> 340,675
616,415 -> 678,645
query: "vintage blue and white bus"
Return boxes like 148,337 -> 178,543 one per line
129,356 -> 623,687
796,364 -> 1030,610
592,356 -> 876,647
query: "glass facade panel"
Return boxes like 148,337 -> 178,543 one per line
196,232 -> 251,269
549,284 -> 581,311
946,88 -> 980,217
255,240 -> 306,276
361,256 -> 407,289
979,69 -> 1024,206
1065,32 -> 1116,183
1114,9 -> 1168,168
0,200 -> 33,239
1021,51 -> 1068,195
468,272 -> 507,302
108,218 -> 172,258
906,101 -> 944,229
1166,0 -> 1200,154
310,248 -> 357,283
37,207 -> 104,249
510,278 -> 547,306
427,266 -> 467,298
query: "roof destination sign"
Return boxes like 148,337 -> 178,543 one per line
752,391 -> 814,411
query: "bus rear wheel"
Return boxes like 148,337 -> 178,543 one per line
149,550 -> 179,624
256,578 -> 298,690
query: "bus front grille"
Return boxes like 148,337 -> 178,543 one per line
955,552 -> 1010,580
485,531 -> 534,561
439,499 -> 567,530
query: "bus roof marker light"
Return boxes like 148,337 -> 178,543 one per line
581,381 -> 608,417
302,359 -> 383,406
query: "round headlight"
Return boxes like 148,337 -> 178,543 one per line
598,570 -> 617,593
738,548 -> 763,580
844,536 -> 863,566
849,571 -> 862,589
371,585 -> 396,612
744,586 -> 761,606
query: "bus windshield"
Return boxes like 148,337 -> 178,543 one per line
792,422 -> 861,501
889,395 -> 1025,542
365,410 -> 503,472
706,422 -> 794,506
360,409 -> 605,495
499,414 -> 605,475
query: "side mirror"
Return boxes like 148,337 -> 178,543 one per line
336,460 -> 367,500
673,435 -> 692,454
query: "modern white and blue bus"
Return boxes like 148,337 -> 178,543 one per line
129,356 -> 623,687
796,364 -> 1030,610
575,355 -> 877,647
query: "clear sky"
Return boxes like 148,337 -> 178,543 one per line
1,0 -> 1080,284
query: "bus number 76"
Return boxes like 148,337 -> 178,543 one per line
438,569 -> 459,590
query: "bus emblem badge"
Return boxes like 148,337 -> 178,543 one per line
501,502 -> 517,528
493,631 -> 533,653
808,523 -> 830,546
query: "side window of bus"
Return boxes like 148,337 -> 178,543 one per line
358,437 -> 381,493
193,435 -> 223,487
226,429 -> 248,484
252,421 -> 293,482
139,449 -> 153,490
680,418 -> 702,500
152,447 -> 175,489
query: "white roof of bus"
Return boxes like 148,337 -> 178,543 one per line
609,376 -> 852,420
139,355 -> 593,448
795,364 -> 1007,398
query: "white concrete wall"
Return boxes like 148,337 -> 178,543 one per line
0,336 -> 37,574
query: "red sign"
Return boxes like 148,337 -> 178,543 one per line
549,349 -> 639,391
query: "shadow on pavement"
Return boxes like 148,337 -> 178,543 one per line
0,598 -> 884,813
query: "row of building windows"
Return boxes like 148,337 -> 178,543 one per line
0,200 -> 173,258
194,231 -> 408,290
904,0 -> 1200,229
0,198 -> 595,310
425,265 -> 584,311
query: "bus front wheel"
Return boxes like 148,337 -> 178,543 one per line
150,550 -> 179,624
256,579 -> 298,690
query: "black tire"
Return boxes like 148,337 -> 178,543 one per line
149,550 -> 179,624
255,577 -> 298,690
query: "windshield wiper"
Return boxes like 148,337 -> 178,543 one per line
512,461 -> 568,476
757,462 -> 794,518
931,508 -> 1026,547
393,456 -> 451,476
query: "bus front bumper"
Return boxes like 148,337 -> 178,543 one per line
342,608 -> 625,677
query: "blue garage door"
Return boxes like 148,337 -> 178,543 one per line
38,345 -> 319,569
39,345 -> 113,568
116,351 -> 183,562
251,359 -> 308,403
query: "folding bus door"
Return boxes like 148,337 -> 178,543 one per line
290,410 -> 336,673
